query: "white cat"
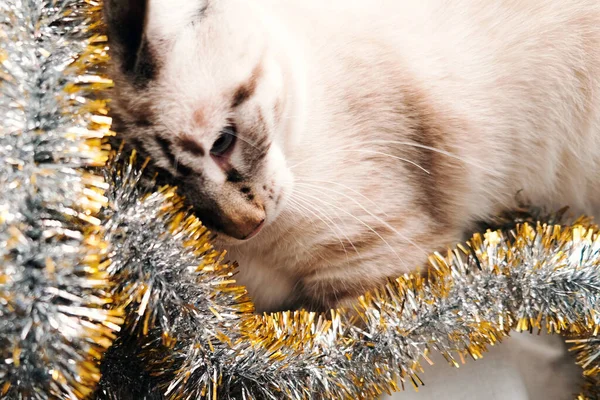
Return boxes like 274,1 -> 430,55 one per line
104,0 -> 600,313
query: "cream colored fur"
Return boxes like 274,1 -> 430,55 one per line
141,0 -> 600,312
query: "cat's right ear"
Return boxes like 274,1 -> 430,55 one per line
104,0 -> 155,84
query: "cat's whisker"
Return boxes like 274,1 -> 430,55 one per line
287,196 -> 358,264
292,189 -> 407,269
355,150 -> 430,174
298,178 -> 391,218
289,148 -> 429,173
283,199 -> 333,263
235,135 -> 264,152
291,193 -> 360,259
287,140 -> 415,169
295,182 -> 428,255
355,139 -> 495,173
289,198 -> 348,259
288,139 -> 491,173
294,193 -> 362,259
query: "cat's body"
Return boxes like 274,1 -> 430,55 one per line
106,0 -> 600,312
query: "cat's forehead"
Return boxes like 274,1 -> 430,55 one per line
149,0 -> 266,93
147,0 -> 264,61
147,0 -> 209,38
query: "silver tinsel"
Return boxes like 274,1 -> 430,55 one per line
94,151 -> 600,399
163,224 -> 600,399
95,152 -> 254,399
2,0 -> 600,399
0,0 -> 120,398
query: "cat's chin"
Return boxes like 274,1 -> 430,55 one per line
243,219 -> 265,240
210,223 -> 265,247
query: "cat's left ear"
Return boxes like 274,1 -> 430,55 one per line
104,0 -> 156,84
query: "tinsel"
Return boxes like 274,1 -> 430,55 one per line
0,0 -> 121,398
95,161 -> 600,399
3,0 -> 600,399
95,152 -> 254,400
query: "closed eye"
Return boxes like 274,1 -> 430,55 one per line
210,124 -> 237,157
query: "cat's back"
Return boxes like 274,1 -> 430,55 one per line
266,0 -> 600,86
260,0 -> 600,215
262,0 -> 600,121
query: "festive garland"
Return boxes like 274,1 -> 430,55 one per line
96,158 -> 600,399
0,0 -> 120,398
1,1 -> 599,399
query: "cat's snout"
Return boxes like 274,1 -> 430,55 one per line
221,204 -> 266,240
193,199 -> 266,241
189,183 -> 268,241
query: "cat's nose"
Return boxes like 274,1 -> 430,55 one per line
220,204 -> 266,240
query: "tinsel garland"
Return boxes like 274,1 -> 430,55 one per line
0,0 -> 121,398
95,156 -> 600,399
1,0 -> 600,399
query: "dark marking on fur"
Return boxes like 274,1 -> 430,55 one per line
178,135 -> 206,157
155,136 -> 193,177
240,109 -> 271,173
334,50 -> 465,229
154,136 -> 176,165
227,168 -> 244,183
259,140 -> 271,158
192,201 -> 227,235
135,118 -> 153,128
130,104 -> 156,127
128,137 -> 149,156
175,163 -> 194,177
108,112 -> 127,134
196,2 -> 209,19
319,230 -> 382,260
231,65 -> 262,108
232,86 -> 254,108
104,0 -> 148,72
132,40 -> 158,88
241,187 -> 251,194
273,98 -> 283,124
104,0 -> 158,88
400,92 -> 457,227
152,165 -> 179,187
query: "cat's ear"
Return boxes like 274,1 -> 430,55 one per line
104,0 -> 155,82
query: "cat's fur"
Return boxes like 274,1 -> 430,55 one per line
105,0 -> 600,312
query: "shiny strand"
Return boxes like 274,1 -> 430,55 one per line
95,152 -> 600,399
167,223 -> 600,399
0,0 -> 120,398
2,1 -> 600,399
95,151 -> 254,400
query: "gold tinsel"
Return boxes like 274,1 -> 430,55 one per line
97,158 -> 600,399
2,0 -> 600,399
0,0 -> 122,398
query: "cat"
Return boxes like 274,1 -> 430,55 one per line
104,0 -> 600,313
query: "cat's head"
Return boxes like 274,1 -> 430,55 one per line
104,0 -> 297,242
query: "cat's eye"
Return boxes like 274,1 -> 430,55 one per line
210,125 -> 237,157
